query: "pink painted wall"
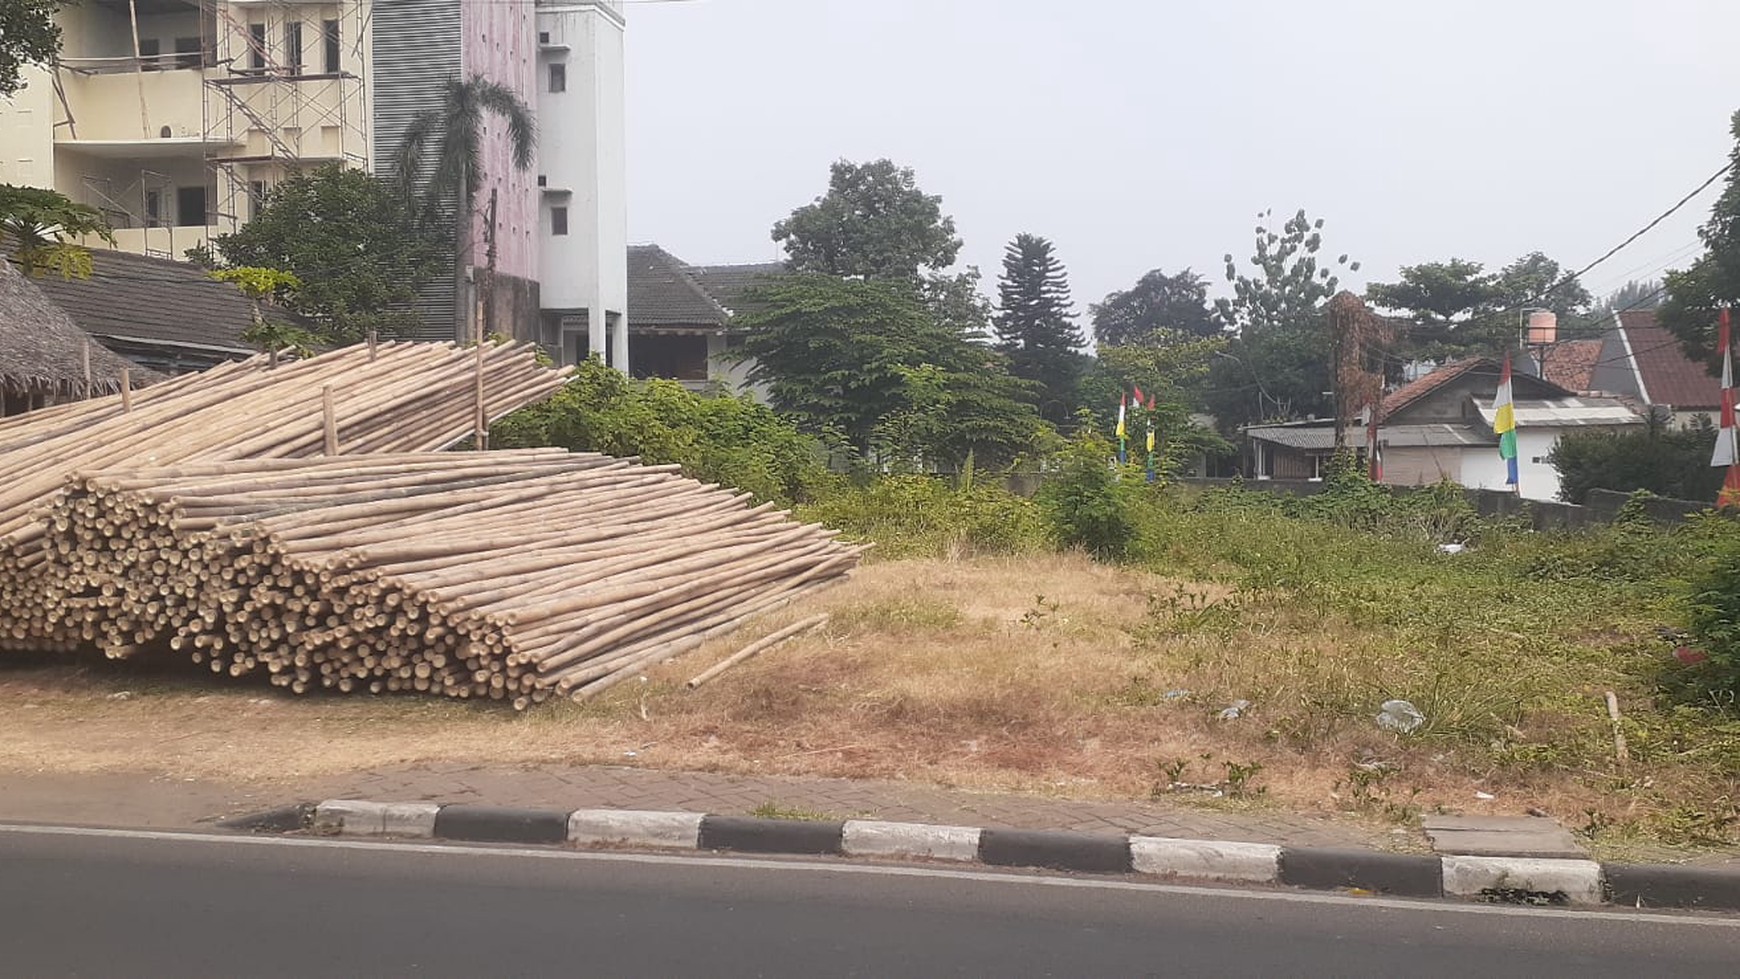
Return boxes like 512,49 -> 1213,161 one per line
461,0 -> 539,282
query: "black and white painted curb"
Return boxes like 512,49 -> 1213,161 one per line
221,800 -> 1740,911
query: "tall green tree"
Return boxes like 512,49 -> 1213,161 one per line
1215,208 -> 1359,336
1368,253 -> 1593,359
772,159 -> 962,282
1661,110 -> 1740,367
1204,209 -> 1356,428
993,233 -> 1084,423
393,75 -> 535,337
1090,268 -> 1218,346
212,166 -> 438,344
735,275 -> 1038,467
0,0 -> 59,96
0,184 -> 112,278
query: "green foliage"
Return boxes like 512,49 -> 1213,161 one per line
492,359 -> 829,505
797,476 -> 1047,560
210,266 -> 315,359
0,183 -> 113,278
1215,208 -> 1359,336
1547,416 -> 1725,504
1077,342 -> 1234,472
212,166 -> 438,344
1660,110 -> 1740,367
0,0 -> 59,96
1036,425 -> 1137,560
1367,252 -> 1595,360
1687,533 -> 1740,695
735,274 -> 1041,468
873,362 -> 1045,472
1090,267 -> 1219,346
772,158 -> 961,281
993,233 -> 1085,424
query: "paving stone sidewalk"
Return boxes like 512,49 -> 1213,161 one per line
0,764 -> 1391,850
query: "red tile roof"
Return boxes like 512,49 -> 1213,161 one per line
1540,339 -> 1602,393
1619,310 -> 1721,410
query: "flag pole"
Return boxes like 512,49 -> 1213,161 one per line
1713,308 -> 1740,509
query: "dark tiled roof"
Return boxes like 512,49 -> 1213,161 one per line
1618,310 -> 1721,410
25,249 -> 264,354
0,260 -> 163,397
688,261 -> 786,318
1540,339 -> 1602,393
1376,358 -> 1486,422
626,245 -> 730,329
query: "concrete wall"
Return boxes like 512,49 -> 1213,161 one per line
0,67 -> 57,187
463,0 -> 539,284
1381,445 -> 1463,487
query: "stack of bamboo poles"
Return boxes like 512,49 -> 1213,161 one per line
27,453 -> 858,708
0,341 -> 571,652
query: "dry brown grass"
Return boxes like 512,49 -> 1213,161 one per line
0,553 -> 1720,843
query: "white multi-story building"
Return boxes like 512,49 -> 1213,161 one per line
0,0 -> 628,366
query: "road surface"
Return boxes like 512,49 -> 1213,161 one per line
0,823 -> 1735,977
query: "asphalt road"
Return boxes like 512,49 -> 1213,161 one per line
0,825 -> 1736,978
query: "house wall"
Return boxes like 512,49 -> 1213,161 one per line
1380,446 -> 1463,486
0,67 -> 55,187
1459,428 -> 1567,501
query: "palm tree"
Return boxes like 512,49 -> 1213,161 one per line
392,75 -> 535,337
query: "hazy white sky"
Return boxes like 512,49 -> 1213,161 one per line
624,0 -> 1740,313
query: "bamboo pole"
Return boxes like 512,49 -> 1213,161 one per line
686,614 -> 829,689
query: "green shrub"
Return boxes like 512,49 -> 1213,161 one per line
1035,428 -> 1137,560
1688,532 -> 1740,694
798,476 -> 1046,560
493,360 -> 832,504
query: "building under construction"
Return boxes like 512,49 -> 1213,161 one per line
0,0 -> 628,362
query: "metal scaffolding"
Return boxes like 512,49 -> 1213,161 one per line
201,0 -> 369,236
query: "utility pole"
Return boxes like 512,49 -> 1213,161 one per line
472,186 -> 497,451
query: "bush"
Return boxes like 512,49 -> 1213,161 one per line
1688,532 -> 1740,694
797,476 -> 1046,560
1035,429 -> 1137,560
492,359 -> 832,504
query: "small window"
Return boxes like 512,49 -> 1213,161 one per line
174,36 -> 201,69
159,125 -> 172,138
322,19 -> 340,73
548,62 -> 565,92
248,24 -> 266,71
176,185 -> 208,228
536,175 -> 547,187
249,180 -> 267,220
285,21 -> 303,76
138,38 -> 161,71
550,206 -> 568,236
538,30 -> 550,44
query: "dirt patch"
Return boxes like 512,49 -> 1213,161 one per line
0,552 -> 1727,855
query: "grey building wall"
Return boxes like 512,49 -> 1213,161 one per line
372,0 -> 464,341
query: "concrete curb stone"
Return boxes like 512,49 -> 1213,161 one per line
698,815 -> 845,855
979,828 -> 1132,874
1278,846 -> 1444,898
432,805 -> 569,845
250,799 -> 1740,911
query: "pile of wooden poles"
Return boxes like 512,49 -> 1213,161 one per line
0,341 -> 570,654
23,453 -> 857,707
0,341 -> 859,706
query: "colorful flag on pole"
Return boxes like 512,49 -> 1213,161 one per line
1494,352 -> 1518,489
1712,309 -> 1740,508
1132,384 -> 1145,407
1115,393 -> 1128,466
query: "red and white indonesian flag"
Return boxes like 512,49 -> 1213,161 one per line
1713,309 -> 1737,468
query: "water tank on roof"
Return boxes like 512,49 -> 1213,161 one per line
1527,310 -> 1558,345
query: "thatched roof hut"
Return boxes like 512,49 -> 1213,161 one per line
0,259 -> 159,415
